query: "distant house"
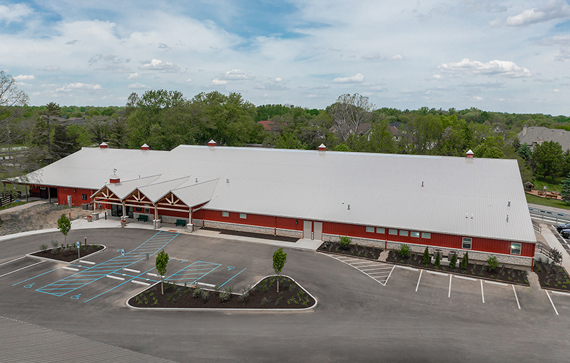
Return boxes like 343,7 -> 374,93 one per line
518,126 -> 570,151
257,120 -> 279,132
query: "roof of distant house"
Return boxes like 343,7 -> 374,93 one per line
518,126 -> 570,151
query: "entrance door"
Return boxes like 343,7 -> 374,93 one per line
112,204 -> 123,217
313,222 -> 323,241
303,221 -> 312,239
126,206 -> 133,219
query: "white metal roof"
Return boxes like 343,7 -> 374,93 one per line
172,178 -> 219,208
11,145 -> 536,243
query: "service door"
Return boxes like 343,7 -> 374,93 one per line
303,220 -> 312,239
313,222 -> 323,241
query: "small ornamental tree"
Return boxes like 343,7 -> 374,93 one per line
156,250 -> 169,295
339,236 -> 351,250
398,244 -> 411,259
273,247 -> 288,292
422,246 -> 430,267
449,254 -> 457,269
57,214 -> 71,244
460,252 -> 469,271
561,172 -> 570,204
487,256 -> 499,272
434,251 -> 441,269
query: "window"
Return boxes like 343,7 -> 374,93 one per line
222,212 -> 229,217
135,207 -> 141,212
462,237 -> 472,249
366,226 -> 375,233
399,230 -> 409,237
511,243 -> 521,255
240,213 -> 247,219
82,194 -> 87,201
421,232 -> 431,239
376,227 -> 385,234
144,208 -> 150,214
411,231 -> 420,238
389,229 -> 398,235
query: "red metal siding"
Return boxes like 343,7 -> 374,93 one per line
57,187 -> 94,207
276,216 -> 303,231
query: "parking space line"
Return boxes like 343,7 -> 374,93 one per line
218,268 -> 247,289
485,281 -> 508,287
350,261 -> 378,266
425,270 -> 447,276
552,291 -> 570,296
147,273 -> 158,277
85,266 -> 158,303
106,275 -> 124,281
360,267 -> 391,272
481,279 -> 485,303
396,265 -> 419,271
448,275 -> 452,298
454,275 -> 476,281
13,268 -> 60,286
546,290 -> 559,315
79,260 -> 95,265
62,267 -> 79,272
0,256 -> 26,267
513,285 -> 521,310
123,268 -> 140,273
415,270 -> 423,292
0,261 -> 44,279
131,280 -> 150,286
383,265 -> 396,286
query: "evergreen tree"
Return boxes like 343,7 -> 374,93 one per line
434,251 -> 441,269
460,252 -> 469,271
422,246 -> 430,267
561,172 -> 570,204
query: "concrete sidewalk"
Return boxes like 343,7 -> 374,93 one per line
540,223 -> 570,272
0,200 -> 47,216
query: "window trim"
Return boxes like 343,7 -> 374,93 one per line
510,243 -> 522,255
366,226 -> 375,233
388,229 -> 398,235
462,237 -> 472,250
222,211 -> 229,217
410,231 -> 420,238
240,213 -> 247,219
399,230 -> 409,237
376,227 -> 385,234
82,194 -> 87,201
421,232 -> 431,239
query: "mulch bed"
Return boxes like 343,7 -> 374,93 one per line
318,241 -> 382,260
129,276 -> 315,309
201,227 -> 298,242
534,261 -> 570,291
386,250 -> 530,286
31,245 -> 104,263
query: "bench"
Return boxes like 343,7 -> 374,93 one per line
175,219 -> 187,227
137,215 -> 149,222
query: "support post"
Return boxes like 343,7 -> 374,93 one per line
187,208 -> 194,232
122,201 -> 126,219
48,187 -> 51,204
25,185 -> 28,202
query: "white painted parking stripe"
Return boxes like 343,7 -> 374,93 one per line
546,290 -> 559,315
0,261 -> 44,279
131,280 -> 150,286
454,275 -> 476,281
426,270 -> 447,276
396,265 -> 418,271
513,285 -> 521,310
0,256 -> 25,267
360,266 -> 392,271
147,273 -> 158,277
123,268 -> 140,273
552,291 -> 570,296
79,260 -> 95,265
384,265 -> 396,286
415,270 -> 423,292
448,275 -> 452,298
197,282 -> 216,288
106,275 -> 125,281
350,261 -> 378,266
62,267 -> 79,272
485,281 -> 508,287
481,279 -> 485,304
356,264 -> 384,269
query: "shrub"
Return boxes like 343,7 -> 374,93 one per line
434,251 -> 441,269
487,256 -> 499,272
50,241 -> 59,249
398,244 -> 411,259
192,288 -> 203,298
449,254 -> 457,269
460,252 -> 469,271
201,290 -> 209,301
219,291 -> 231,302
40,244 -> 48,252
339,236 -> 351,250
422,246 -> 430,267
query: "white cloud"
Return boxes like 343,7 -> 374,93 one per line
56,83 -> 102,92
65,40 -> 79,45
42,66 -> 60,72
0,4 -> 32,23
14,75 -> 35,81
333,73 -> 365,83
391,54 -> 404,60
218,69 -> 254,80
140,59 -> 180,72
275,77 -> 282,82
474,96 -> 483,101
128,73 -> 139,79
439,59 -> 532,78
554,89 -> 560,92
186,78 -> 193,82
128,83 -> 147,89
506,0 -> 570,26
211,79 -> 228,85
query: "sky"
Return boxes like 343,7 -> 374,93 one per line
2,0 -> 570,115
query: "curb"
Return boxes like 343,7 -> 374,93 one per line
126,274 -> 318,312
26,245 -> 107,264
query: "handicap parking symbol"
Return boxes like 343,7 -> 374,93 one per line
71,294 -> 81,300
24,284 -> 34,288
228,266 -> 235,271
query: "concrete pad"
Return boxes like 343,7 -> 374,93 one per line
540,224 -> 570,274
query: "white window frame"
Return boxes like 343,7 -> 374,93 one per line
376,227 -> 385,234
366,226 -> 375,233
388,229 -> 398,235
462,237 -> 472,249
399,230 -> 409,237
240,213 -> 247,219
222,212 -> 229,217
410,231 -> 420,238
421,232 -> 431,239
511,243 -> 522,255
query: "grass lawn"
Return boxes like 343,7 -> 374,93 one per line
532,177 -> 563,192
0,201 -> 30,212
526,193 -> 570,210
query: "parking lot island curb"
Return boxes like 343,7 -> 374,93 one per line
25,245 -> 108,264
126,275 -> 318,313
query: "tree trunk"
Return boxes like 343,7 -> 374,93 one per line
277,277 -> 279,293
161,278 -> 164,295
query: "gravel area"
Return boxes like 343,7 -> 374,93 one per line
0,203 -> 93,237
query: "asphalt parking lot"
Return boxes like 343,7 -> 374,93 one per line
2,228 -> 570,362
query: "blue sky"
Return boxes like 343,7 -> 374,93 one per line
2,0 -> 570,115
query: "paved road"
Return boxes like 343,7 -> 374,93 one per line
1,228 -> 570,362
